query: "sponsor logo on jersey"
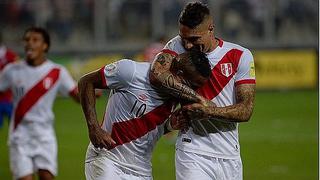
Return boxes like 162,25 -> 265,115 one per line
221,63 -> 232,77
182,138 -> 191,143
138,94 -> 148,102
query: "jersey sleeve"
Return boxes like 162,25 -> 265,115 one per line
0,64 -> 12,91
58,66 -> 77,96
235,49 -> 256,86
100,59 -> 136,90
162,36 -> 186,56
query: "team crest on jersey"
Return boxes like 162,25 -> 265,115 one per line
43,77 -> 53,89
221,63 -> 233,77
105,63 -> 117,76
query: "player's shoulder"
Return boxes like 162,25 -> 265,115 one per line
45,60 -> 68,71
222,40 -> 251,53
116,59 -> 149,70
164,35 -> 185,54
3,60 -> 23,70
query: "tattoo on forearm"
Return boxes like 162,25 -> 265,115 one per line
151,52 -> 203,103
157,54 -> 167,65
161,73 -> 200,103
208,84 -> 255,122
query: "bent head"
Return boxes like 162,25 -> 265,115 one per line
23,27 -> 50,64
171,50 -> 211,89
179,2 -> 215,53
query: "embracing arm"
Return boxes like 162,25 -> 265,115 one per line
184,84 -> 256,122
150,52 -> 207,104
78,70 -> 115,148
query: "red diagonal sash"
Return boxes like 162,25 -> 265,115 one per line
13,68 -> 60,130
109,101 -> 174,149
197,49 -> 243,99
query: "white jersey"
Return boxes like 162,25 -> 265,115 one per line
95,59 -> 174,176
0,60 -> 76,143
164,36 -> 256,159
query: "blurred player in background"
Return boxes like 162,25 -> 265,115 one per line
0,27 -> 79,180
79,50 -> 211,180
142,35 -> 166,63
0,33 -> 18,129
150,2 -> 256,180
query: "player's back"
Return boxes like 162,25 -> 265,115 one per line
93,59 -> 174,176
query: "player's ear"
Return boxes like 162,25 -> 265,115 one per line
43,43 -> 48,52
209,24 -> 214,32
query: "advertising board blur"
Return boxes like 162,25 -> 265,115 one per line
254,49 -> 317,89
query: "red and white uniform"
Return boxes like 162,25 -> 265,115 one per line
163,36 -> 255,180
85,59 -> 174,179
0,60 -> 77,178
0,45 -> 17,102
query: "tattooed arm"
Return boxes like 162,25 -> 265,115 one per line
183,84 -> 256,122
78,70 -> 116,149
150,52 -> 208,105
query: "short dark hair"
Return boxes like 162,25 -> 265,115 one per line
179,2 -> 210,28
187,50 -> 211,78
24,27 -> 51,52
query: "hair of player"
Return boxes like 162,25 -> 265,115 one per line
24,27 -> 51,52
186,50 -> 211,78
179,2 -> 210,29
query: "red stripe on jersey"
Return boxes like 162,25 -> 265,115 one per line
108,101 -> 174,149
197,49 -> 243,100
161,49 -> 178,57
99,67 -> 107,88
235,79 -> 256,86
13,68 -> 60,130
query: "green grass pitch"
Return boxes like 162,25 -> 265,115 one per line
0,90 -> 318,179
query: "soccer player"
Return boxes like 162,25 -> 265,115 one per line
149,2 -> 256,180
78,50 -> 211,180
0,34 -> 18,128
0,27 -> 79,180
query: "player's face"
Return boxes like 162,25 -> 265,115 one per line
175,54 -> 208,89
23,31 -> 48,62
179,20 -> 214,53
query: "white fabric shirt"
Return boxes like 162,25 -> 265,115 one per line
96,59 -> 174,176
0,60 -> 76,143
164,36 -> 256,159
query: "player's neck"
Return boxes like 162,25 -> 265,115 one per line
208,37 -> 219,53
26,57 -> 47,67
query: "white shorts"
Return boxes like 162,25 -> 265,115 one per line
9,139 -> 57,179
85,144 -> 152,180
175,149 -> 242,180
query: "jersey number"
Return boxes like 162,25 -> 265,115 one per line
130,100 -> 147,118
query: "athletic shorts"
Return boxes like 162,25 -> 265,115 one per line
85,144 -> 152,180
175,149 -> 242,180
9,139 -> 57,179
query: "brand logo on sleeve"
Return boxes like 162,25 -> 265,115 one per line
105,63 -> 117,76
221,63 -> 232,77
